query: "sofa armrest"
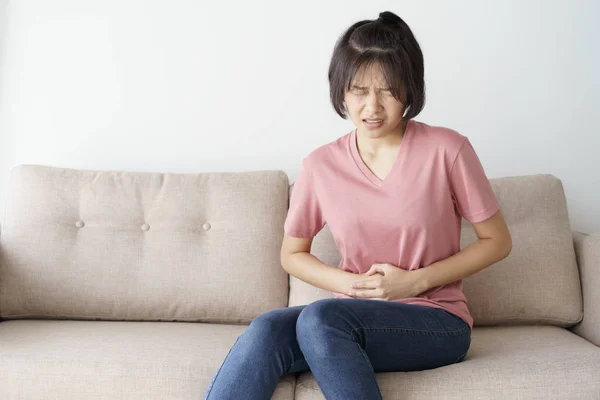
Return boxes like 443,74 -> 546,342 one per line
571,231 -> 600,347
0,221 -> 2,321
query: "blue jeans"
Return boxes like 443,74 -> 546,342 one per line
203,298 -> 471,399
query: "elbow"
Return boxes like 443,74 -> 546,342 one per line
503,242 -> 512,259
280,250 -> 289,272
487,233 -> 512,261
280,249 -> 296,272
500,235 -> 513,259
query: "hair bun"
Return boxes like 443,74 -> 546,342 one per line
378,11 -> 404,25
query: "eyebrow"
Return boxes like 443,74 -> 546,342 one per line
351,85 -> 391,90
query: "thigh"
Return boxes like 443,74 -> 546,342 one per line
310,298 -> 471,372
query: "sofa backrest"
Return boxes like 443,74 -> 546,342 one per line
0,165 -> 290,324
289,174 -> 584,328
0,166 -> 584,328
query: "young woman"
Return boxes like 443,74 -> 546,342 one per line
203,10 -> 512,400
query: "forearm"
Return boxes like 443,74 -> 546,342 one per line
415,238 -> 511,292
282,252 -> 356,294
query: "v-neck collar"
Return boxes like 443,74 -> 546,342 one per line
350,119 -> 414,188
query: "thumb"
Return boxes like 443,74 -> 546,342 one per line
365,264 -> 380,276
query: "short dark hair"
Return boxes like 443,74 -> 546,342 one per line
328,11 -> 425,121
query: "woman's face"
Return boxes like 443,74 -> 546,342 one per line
344,63 -> 407,139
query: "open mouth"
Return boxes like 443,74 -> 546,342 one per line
363,119 -> 384,127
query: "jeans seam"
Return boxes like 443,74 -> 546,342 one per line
333,299 -> 468,338
353,338 -> 384,400
203,336 -> 240,399
455,349 -> 469,363
351,325 -> 469,337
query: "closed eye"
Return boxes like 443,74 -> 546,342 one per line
350,86 -> 368,94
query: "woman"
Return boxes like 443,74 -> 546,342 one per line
203,10 -> 512,399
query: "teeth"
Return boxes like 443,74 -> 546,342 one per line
366,120 -> 383,123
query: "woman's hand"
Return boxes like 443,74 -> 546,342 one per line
347,263 -> 424,301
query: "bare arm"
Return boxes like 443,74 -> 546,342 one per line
414,210 -> 512,291
280,234 -> 357,295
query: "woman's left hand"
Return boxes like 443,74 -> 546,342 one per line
347,263 -> 423,301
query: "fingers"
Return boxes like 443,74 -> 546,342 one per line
349,290 -> 377,298
348,286 -> 383,298
352,281 -> 376,289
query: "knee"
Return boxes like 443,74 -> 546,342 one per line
243,308 -> 294,346
296,299 -> 341,338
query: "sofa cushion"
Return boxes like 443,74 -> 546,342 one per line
289,174 -> 583,328
0,165 -> 290,323
294,325 -> 600,399
0,319 -> 295,399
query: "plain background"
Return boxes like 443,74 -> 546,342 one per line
0,0 -> 598,233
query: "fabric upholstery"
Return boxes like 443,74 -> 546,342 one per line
0,165 -> 290,324
571,231 -> 600,346
0,319 -> 295,399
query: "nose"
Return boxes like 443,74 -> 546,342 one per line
365,90 -> 382,111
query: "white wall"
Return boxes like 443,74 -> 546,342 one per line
0,0 -> 598,233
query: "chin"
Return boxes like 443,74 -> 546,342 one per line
361,127 -> 390,137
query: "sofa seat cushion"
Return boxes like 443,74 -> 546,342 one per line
294,325 -> 600,399
0,319 -> 295,399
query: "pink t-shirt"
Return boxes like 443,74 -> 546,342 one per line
284,119 -> 501,332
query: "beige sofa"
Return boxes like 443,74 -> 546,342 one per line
0,164 -> 599,399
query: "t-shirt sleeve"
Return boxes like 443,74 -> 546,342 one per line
449,137 -> 500,224
284,158 -> 326,238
